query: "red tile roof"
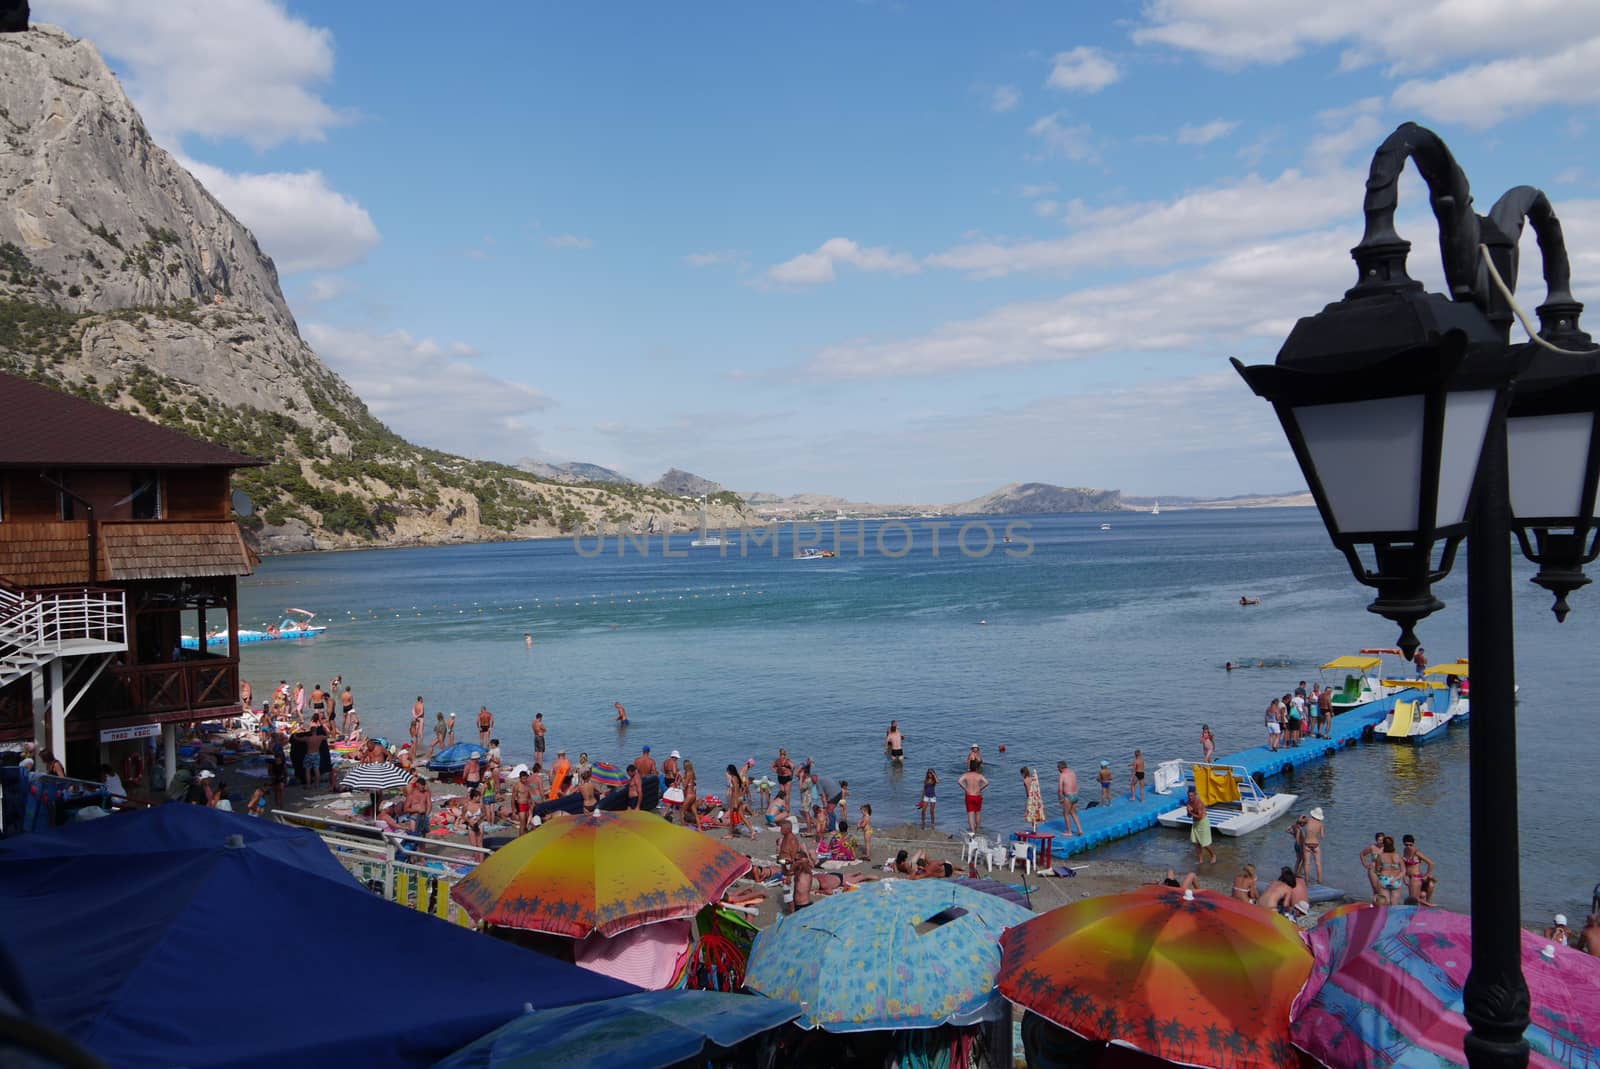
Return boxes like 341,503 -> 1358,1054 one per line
0,373 -> 262,468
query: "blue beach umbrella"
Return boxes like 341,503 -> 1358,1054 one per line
744,877 -> 1032,1032
432,988 -> 803,1069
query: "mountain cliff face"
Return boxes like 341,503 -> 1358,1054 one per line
952,482 -> 1123,515
0,24 -> 745,552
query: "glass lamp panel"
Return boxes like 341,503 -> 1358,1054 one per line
1435,390 -> 1496,527
1507,411 -> 1596,521
1293,395 -> 1424,534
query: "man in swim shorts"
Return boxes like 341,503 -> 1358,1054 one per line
1130,749 -> 1146,802
885,721 -> 904,760
1057,760 -> 1082,836
512,771 -> 533,834
958,759 -> 989,835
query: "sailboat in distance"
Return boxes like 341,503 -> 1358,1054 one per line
690,495 -> 723,547
1152,500 -> 1160,515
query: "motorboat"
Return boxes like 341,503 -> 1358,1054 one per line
1154,760 -> 1298,837
1374,683 -> 1460,743
1099,523 -> 1112,531
793,547 -> 835,560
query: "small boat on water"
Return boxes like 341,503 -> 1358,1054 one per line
689,495 -> 724,547
1320,648 -> 1411,712
1424,661 -> 1472,722
1374,682 -> 1460,744
1099,523 -> 1112,531
793,547 -> 835,560
181,608 -> 328,649
1154,759 -> 1298,837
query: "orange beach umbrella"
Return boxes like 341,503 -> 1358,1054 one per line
998,886 -> 1312,1069
451,810 -> 751,939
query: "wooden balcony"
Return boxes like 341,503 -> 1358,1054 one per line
110,658 -> 239,717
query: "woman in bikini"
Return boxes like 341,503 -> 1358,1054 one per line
1401,834 -> 1435,904
778,820 -> 815,910
920,768 -> 938,828
462,788 -> 486,849
1231,863 -> 1258,903
1377,835 -> 1405,904
681,760 -> 698,828
1201,724 -> 1216,763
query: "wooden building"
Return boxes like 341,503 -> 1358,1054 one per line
0,372 -> 262,780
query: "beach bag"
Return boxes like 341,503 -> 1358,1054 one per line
662,786 -> 685,804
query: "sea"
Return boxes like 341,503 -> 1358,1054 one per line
234,509 -> 1600,925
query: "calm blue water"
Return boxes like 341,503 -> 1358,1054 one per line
235,510 -> 1600,924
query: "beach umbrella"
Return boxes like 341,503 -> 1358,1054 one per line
450,810 -> 751,938
998,886 -> 1311,1069
428,743 -> 487,773
1293,905 -> 1600,1069
744,877 -> 1032,1032
433,988 -> 803,1069
591,761 -> 628,788
340,760 -> 415,816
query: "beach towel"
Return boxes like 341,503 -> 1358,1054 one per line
1193,764 -> 1241,807
574,918 -> 694,990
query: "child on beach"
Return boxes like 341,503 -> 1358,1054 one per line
1201,724 -> 1215,762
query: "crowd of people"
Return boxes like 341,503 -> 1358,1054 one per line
1263,679 -> 1335,751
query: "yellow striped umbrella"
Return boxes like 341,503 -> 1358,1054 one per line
450,811 -> 752,938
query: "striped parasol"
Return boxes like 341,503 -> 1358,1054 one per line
339,762 -> 415,793
590,761 -> 628,788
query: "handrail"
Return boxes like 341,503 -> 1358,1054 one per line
0,584 -> 128,680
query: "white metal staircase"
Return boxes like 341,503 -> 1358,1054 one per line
1,583 -> 128,691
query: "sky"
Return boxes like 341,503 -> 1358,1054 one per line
32,1 -> 1600,502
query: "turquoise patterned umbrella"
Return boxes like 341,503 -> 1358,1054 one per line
744,877 -> 1032,1032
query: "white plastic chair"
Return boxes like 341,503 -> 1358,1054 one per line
1009,840 -> 1034,875
961,832 -> 984,865
977,835 -> 1006,872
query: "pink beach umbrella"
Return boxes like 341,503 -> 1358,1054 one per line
1294,905 -> 1600,1069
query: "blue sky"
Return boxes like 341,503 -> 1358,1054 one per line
35,1 -> 1600,501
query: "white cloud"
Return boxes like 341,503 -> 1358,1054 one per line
1027,113 -> 1098,162
545,234 -> 595,250
1555,168 -> 1582,185
1021,183 -> 1059,199
304,323 -> 552,459
990,85 -> 1021,112
1391,37 -> 1600,128
1133,0 -> 1600,83
803,226 -> 1360,381
39,0 -> 346,148
1177,119 -> 1240,145
685,249 -> 746,267
1046,46 -> 1120,92
182,159 -> 379,274
1033,199 -> 1061,218
1304,98 -> 1385,168
300,275 -> 351,303
927,166 -> 1359,278
766,237 -> 920,287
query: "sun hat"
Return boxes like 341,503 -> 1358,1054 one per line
1556,913 -> 1569,926
1310,807 -> 1324,820
197,770 -> 216,780
670,750 -> 680,758
1099,760 -> 1109,767
1294,901 -> 1311,915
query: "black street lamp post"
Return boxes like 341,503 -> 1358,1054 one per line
1234,123 -> 1600,1069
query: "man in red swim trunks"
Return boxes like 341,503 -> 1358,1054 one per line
512,770 -> 534,834
958,759 -> 989,835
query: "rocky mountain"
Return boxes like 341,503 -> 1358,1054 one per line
952,482 -> 1123,515
651,468 -> 723,497
0,24 -> 745,552
516,458 -> 636,485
